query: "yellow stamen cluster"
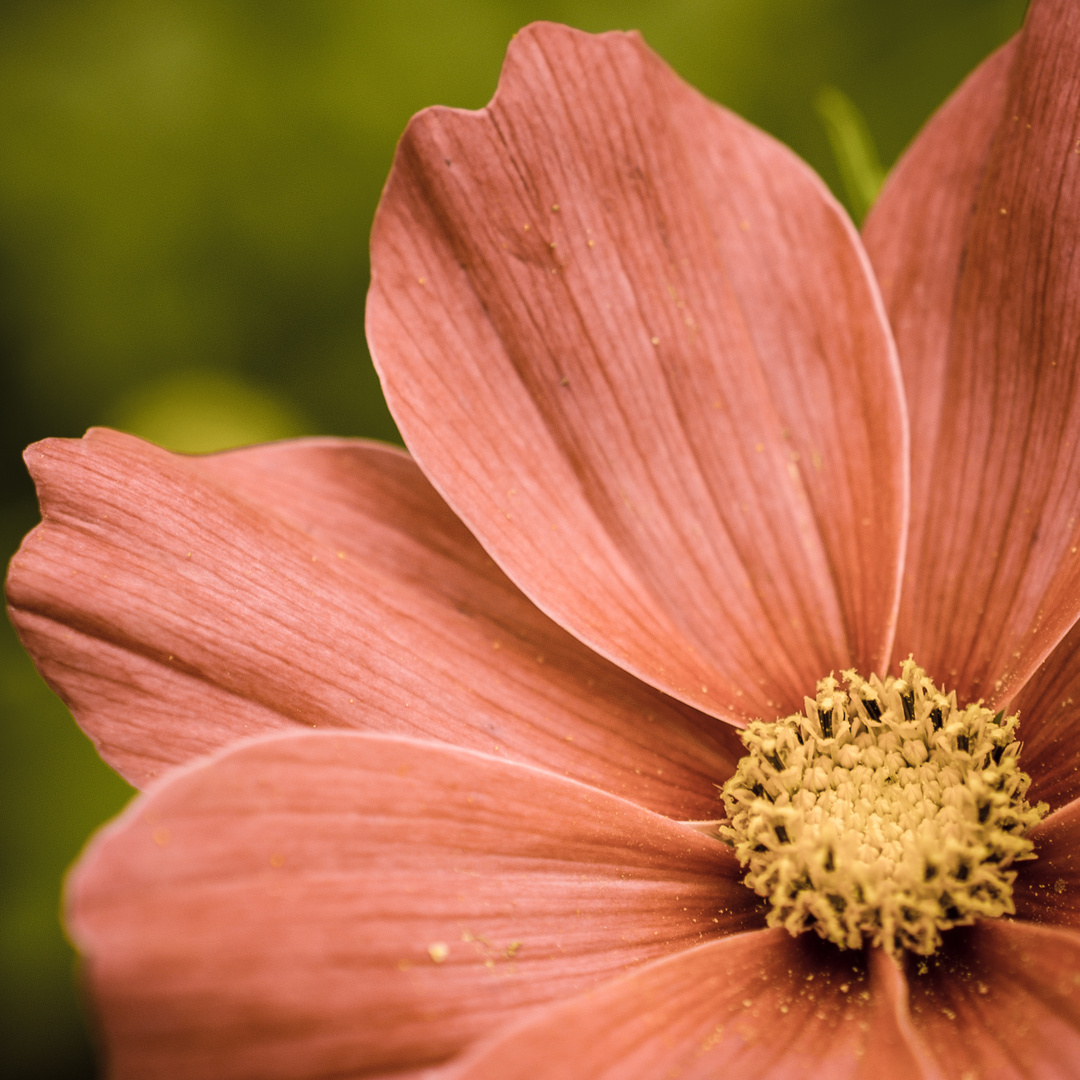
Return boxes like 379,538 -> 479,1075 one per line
719,659 -> 1047,957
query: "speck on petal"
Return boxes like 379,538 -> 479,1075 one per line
866,0 -> 1080,708
441,929 -> 933,1080
6,429 -> 740,816
67,732 -> 762,1079
368,21 -> 907,727
903,920 -> 1080,1078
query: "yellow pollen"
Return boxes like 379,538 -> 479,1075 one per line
719,659 -> 1047,957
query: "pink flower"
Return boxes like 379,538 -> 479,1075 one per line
7,1 -> 1080,1076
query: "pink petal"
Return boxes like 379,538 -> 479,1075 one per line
6,429 -> 741,815
1013,797 -> 1080,929
864,0 -> 1080,705
1008,620 -> 1080,809
906,920 -> 1080,1079
67,731 -> 761,1079
444,930 -> 937,1080
863,41 -> 1014,647
367,23 -> 907,724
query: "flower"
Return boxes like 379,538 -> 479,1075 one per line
7,1 -> 1080,1076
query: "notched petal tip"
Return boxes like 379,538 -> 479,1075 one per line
369,19 -> 908,730
8,426 -> 739,815
66,731 -> 760,1079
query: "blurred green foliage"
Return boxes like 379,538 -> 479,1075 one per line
815,85 -> 888,221
0,1 -> 1026,1075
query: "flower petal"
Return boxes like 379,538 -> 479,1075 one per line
863,40 -> 1015,632
1008,619 -> 1080,810
905,920 -> 1080,1078
860,948 -> 945,1080
67,731 -> 760,1079
1013,797 -> 1080,929
444,930 -> 937,1080
5,428 -> 740,815
367,23 -> 906,724
864,0 -> 1080,704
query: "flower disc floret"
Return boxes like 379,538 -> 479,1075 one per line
720,659 -> 1048,957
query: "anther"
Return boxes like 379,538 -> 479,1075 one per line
718,659 -> 1047,957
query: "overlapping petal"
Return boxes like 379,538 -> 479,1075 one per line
862,40 -> 1015,620
6,429 -> 740,815
10,4 -> 1080,1078
1013,798 -> 1080,929
68,732 -> 761,1079
1010,620 -> 1080,809
864,0 -> 1080,706
904,921 -> 1080,1078
444,930 -> 935,1080
368,22 -> 907,726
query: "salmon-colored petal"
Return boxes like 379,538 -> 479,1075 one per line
861,948 -> 946,1080
445,930 -> 938,1080
863,41 -> 1015,682
5,429 -> 741,815
906,920 -> 1080,1079
864,0 -> 1080,705
1009,620 -> 1080,809
368,22 -> 906,725
1013,798 -> 1080,929
67,731 -> 761,1079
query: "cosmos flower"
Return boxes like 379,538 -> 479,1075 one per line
7,0 -> 1080,1076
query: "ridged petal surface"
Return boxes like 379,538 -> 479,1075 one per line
1010,619 -> 1080,809
1013,797 -> 1080,929
865,0 -> 1080,705
906,920 -> 1080,1079
67,732 -> 760,1079
6,430 -> 739,814
445,931 -> 937,1080
368,22 -> 906,725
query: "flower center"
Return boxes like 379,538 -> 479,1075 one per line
719,659 -> 1048,957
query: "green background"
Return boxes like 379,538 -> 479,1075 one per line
0,1 -> 1027,1075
